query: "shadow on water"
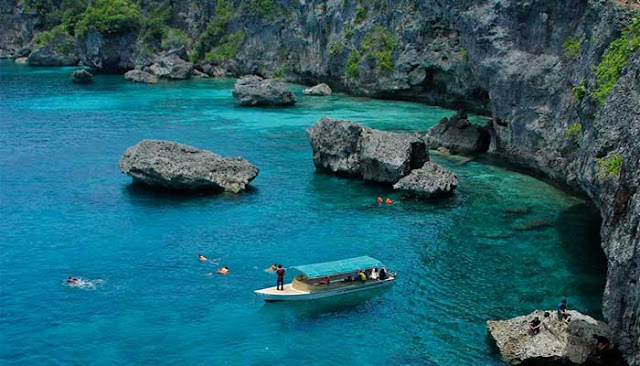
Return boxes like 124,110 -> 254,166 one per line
121,182 -> 258,205
555,203 -> 606,273
256,287 -> 392,323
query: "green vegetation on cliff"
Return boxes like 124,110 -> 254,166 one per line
596,153 -> 624,178
572,79 -> 586,100
565,123 -> 582,147
32,25 -> 75,53
562,36 -> 582,59
362,26 -> 396,74
354,6 -> 367,24
75,0 -> 141,36
347,49 -> 362,78
593,17 -> 640,104
205,31 -> 245,62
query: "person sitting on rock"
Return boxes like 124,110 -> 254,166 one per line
557,299 -> 569,322
529,317 -> 542,335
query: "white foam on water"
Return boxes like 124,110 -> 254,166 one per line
63,278 -> 105,291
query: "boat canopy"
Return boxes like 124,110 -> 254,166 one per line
292,256 -> 384,279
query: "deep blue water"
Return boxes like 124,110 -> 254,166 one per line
0,61 -> 606,365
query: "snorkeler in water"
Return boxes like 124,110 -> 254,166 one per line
198,254 -> 208,262
67,277 -> 79,284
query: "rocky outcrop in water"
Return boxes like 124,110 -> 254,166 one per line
146,48 -> 193,80
393,161 -> 458,199
426,111 -> 490,154
124,70 -> 158,84
303,83 -> 332,96
488,310 -> 614,365
307,117 -> 427,183
232,75 -> 296,106
118,140 -> 259,193
71,69 -> 92,84
26,32 -> 78,66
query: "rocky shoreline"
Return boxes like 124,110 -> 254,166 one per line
2,0 -> 638,364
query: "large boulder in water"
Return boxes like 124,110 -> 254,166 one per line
124,70 -> 158,84
306,117 -> 427,183
303,83 -> 332,96
71,69 -> 93,84
232,75 -> 296,106
147,49 -> 193,80
425,111 -> 490,154
393,161 -> 458,199
487,310 -> 614,365
118,140 -> 259,193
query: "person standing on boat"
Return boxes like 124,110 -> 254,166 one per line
276,264 -> 285,291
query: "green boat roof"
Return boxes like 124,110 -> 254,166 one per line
292,256 -> 384,279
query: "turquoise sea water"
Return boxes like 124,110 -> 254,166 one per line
0,61 -> 606,365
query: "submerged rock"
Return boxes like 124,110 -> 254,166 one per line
232,75 -> 296,106
124,70 -> 158,84
118,140 -> 258,193
71,69 -> 93,84
14,57 -> 27,64
393,161 -> 458,199
303,83 -> 332,96
488,310 -> 613,365
425,111 -> 490,154
513,218 -> 553,231
306,117 -> 427,183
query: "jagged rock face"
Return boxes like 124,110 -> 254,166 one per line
80,30 -> 138,73
306,117 -> 427,183
27,32 -> 79,66
487,310 -> 612,365
71,69 -> 92,84
575,53 -> 640,366
124,69 -> 158,84
426,111 -> 490,154
359,128 -> 427,183
306,117 -> 363,176
146,51 -> 193,80
232,75 -> 296,106
118,140 -> 259,193
393,161 -> 458,199
303,83 -> 332,96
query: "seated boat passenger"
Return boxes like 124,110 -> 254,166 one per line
318,276 -> 331,285
343,276 -> 354,282
358,270 -> 367,281
379,267 -> 389,280
370,267 -> 379,280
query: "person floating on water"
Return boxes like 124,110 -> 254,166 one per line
377,196 -> 383,204
198,254 -> 207,262
67,277 -> 79,284
385,198 -> 393,205
266,263 -> 278,272
276,264 -> 285,291
217,266 -> 229,275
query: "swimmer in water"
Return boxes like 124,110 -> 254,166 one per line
266,263 -> 278,272
217,266 -> 229,275
377,196 -> 383,204
198,254 -> 208,262
385,198 -> 393,205
67,277 -> 79,284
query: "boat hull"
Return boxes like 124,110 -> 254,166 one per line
254,277 -> 394,302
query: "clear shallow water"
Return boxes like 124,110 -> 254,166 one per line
0,61 -> 606,365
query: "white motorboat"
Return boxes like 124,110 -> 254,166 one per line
254,256 -> 395,302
